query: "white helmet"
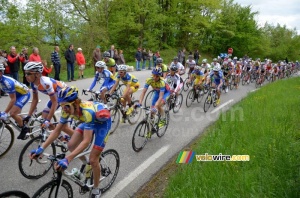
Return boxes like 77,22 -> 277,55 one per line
95,61 -> 106,68
0,63 -> 5,71
118,64 -> 127,71
213,65 -> 221,71
24,62 -> 43,73
195,66 -> 201,70
202,59 -> 207,63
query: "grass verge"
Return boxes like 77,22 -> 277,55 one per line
136,77 -> 300,197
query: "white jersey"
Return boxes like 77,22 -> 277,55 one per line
165,73 -> 181,91
186,60 -> 196,68
211,62 -> 220,68
201,63 -> 212,71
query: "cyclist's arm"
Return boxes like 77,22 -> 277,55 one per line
138,88 -> 147,104
89,75 -> 98,90
124,83 -> 131,96
5,93 -> 16,113
66,128 -> 93,162
46,94 -> 58,121
28,91 -> 39,116
39,122 -> 65,150
109,79 -> 119,95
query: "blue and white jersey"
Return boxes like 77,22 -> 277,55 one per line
0,75 -> 29,96
89,69 -> 116,90
210,70 -> 224,84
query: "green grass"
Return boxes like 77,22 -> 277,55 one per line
164,78 -> 300,197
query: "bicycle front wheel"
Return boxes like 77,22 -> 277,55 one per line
173,94 -> 183,113
96,149 -> 120,193
0,124 -> 14,159
132,121 -> 149,152
128,100 -> 142,125
186,89 -> 195,108
18,136 -> 56,179
157,111 -> 170,137
144,90 -> 155,108
109,107 -> 120,135
204,94 -> 212,112
0,190 -> 30,198
32,179 -> 73,198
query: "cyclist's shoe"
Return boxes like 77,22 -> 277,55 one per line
158,119 -> 166,129
91,188 -> 101,198
225,87 -> 229,93
216,98 -> 220,105
126,106 -> 134,115
17,126 -> 29,140
206,96 -> 211,103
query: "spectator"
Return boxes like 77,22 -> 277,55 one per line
0,50 -> 9,96
7,46 -> 24,81
148,49 -> 153,70
76,48 -> 86,79
29,47 -> 42,62
153,52 -> 157,68
92,45 -> 102,72
113,49 -> 120,65
118,50 -> 125,65
177,50 -> 183,64
108,45 -> 115,59
135,48 -> 142,71
64,44 -> 76,82
142,48 -> 148,70
20,48 -> 29,86
155,51 -> 160,58
182,48 -> 186,66
51,46 -> 61,80
194,49 -> 200,65
41,60 -> 53,76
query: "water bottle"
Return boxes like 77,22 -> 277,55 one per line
72,168 -> 83,180
85,164 -> 92,178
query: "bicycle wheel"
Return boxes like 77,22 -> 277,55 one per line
18,136 -> 56,179
144,89 -> 155,107
128,100 -> 142,125
115,84 -> 126,96
157,111 -> 170,137
197,91 -> 204,103
229,78 -> 234,90
0,190 -> 30,198
242,76 -> 246,85
95,149 -> 120,193
29,112 -> 57,138
109,107 -> 120,134
173,94 -> 183,113
255,79 -> 260,88
183,78 -> 190,92
132,121 -> 149,152
32,179 -> 73,198
186,89 -> 195,108
0,124 -> 14,159
213,93 -> 218,107
204,94 -> 212,113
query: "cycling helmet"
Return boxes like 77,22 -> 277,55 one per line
223,61 -> 228,65
173,56 -> 179,61
152,67 -> 162,76
213,65 -> 221,71
202,59 -> 207,63
0,63 -> 5,71
213,58 -> 217,62
95,61 -> 106,68
188,55 -> 193,59
237,61 -> 241,64
156,58 -> 163,64
58,86 -> 78,103
24,62 -> 43,73
195,66 -> 201,70
233,56 -> 237,59
118,64 -> 127,71
103,51 -> 110,58
228,58 -> 232,62
170,64 -> 178,71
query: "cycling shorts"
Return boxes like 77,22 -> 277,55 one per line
76,118 -> 111,150
100,81 -> 115,92
124,83 -> 140,94
151,91 -> 170,106
15,92 -> 30,109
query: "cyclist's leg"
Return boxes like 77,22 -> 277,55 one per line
10,93 -> 30,127
100,86 -> 108,103
66,123 -> 87,162
42,100 -> 60,130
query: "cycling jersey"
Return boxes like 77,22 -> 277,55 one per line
170,62 -> 185,73
60,101 -> 111,150
210,71 -> 224,85
191,70 -> 204,85
144,77 -> 171,106
186,60 -> 196,68
116,73 -> 139,86
89,69 -> 116,92
165,73 -> 181,92
0,75 -> 30,108
31,76 -> 67,96
103,58 -> 116,67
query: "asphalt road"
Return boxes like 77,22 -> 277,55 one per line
0,70 -> 274,197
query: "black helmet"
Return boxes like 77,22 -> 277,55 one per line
103,51 -> 110,58
156,58 -> 163,64
173,56 -> 178,61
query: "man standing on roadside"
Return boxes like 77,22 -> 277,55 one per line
135,48 -> 142,71
76,48 -> 86,79
51,46 -> 61,80
108,45 -> 115,60
64,44 -> 76,82
20,48 -> 29,86
93,45 -> 102,72
7,46 -> 24,81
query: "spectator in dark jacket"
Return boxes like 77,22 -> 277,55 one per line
194,49 -> 200,65
142,48 -> 148,70
51,46 -> 61,80
64,44 -> 76,82
20,47 -> 29,86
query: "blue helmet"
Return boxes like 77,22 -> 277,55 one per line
152,67 -> 162,76
58,86 -> 78,103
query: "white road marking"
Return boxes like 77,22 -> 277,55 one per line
211,99 -> 234,114
104,145 -> 170,198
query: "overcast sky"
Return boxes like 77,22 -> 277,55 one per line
234,0 -> 300,34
